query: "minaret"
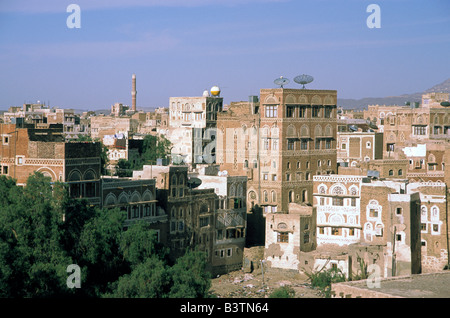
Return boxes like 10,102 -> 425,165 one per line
131,73 -> 137,112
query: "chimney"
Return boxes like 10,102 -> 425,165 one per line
131,73 -> 137,112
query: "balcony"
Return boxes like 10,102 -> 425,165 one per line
316,205 -> 359,214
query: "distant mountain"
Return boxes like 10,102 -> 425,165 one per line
337,78 -> 450,110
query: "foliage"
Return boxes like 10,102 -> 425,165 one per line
305,266 -> 346,298
120,221 -> 168,266
269,285 -> 296,298
0,173 -> 73,297
108,256 -> 171,298
115,158 -> 133,177
167,248 -> 211,298
76,207 -> 128,297
76,134 -> 93,142
352,255 -> 368,281
141,134 -> 172,167
108,246 -> 210,298
113,134 -> 172,175
0,173 -> 212,298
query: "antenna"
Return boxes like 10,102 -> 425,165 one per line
294,74 -> 314,89
274,76 -> 290,88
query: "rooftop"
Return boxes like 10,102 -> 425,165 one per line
332,271 -> 450,298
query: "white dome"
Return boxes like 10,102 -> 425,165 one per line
203,90 -> 210,97
210,86 -> 220,96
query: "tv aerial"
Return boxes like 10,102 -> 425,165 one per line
274,76 -> 290,88
294,74 -> 314,89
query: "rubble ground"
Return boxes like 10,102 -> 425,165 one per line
210,267 -> 324,298
209,247 -> 324,298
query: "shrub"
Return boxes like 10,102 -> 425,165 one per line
269,285 -> 295,298
305,267 -> 346,298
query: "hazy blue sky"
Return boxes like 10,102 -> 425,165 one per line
1,0 -> 449,110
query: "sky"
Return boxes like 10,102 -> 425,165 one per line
0,0 -> 450,110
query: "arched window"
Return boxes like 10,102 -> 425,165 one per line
288,190 -> 294,203
332,186 -> 344,195
230,184 -> 236,197
431,206 -> 439,221
302,190 -> 307,202
421,206 -> 427,221
171,174 -> 177,186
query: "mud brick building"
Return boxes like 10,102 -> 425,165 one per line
297,174 -> 449,278
133,165 -> 220,271
401,141 -> 447,183
408,182 -> 449,272
193,165 -> 248,275
101,176 -> 168,243
216,88 -> 338,246
264,203 -> 316,271
90,115 -> 139,140
336,131 -> 383,167
0,123 -> 101,201
167,93 -> 223,166
363,92 -> 450,158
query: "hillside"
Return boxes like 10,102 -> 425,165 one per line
337,78 -> 450,109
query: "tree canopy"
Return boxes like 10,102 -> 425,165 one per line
0,172 -> 210,298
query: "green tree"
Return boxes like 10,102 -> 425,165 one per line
120,221 -> 168,266
0,173 -> 213,298
0,173 -> 74,297
76,207 -> 128,297
109,256 -> 171,298
115,158 -> 132,177
141,134 -> 172,167
168,248 -> 211,298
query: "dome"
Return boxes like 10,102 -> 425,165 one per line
210,86 -> 220,96
202,89 -> 210,97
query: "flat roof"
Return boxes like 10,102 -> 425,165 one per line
332,271 -> 450,298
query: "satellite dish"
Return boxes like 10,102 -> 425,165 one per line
349,125 -> 358,132
294,74 -> 314,88
274,76 -> 290,88
440,101 -> 450,107
369,122 -> 378,129
187,177 -> 202,189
